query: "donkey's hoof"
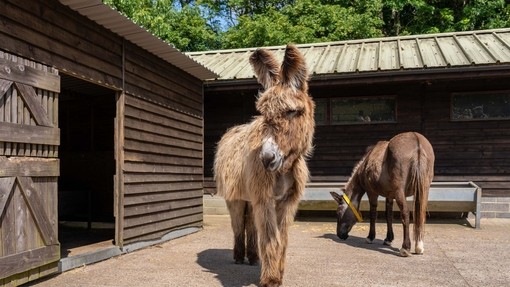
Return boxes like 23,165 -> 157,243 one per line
383,240 -> 392,246
365,238 -> 374,244
234,258 -> 244,264
399,248 -> 411,257
248,258 -> 259,266
260,278 -> 282,287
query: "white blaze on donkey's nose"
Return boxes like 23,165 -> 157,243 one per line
260,137 -> 283,171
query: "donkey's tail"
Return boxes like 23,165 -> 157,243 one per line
410,145 -> 432,246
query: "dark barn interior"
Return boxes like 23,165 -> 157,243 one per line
58,74 -> 116,256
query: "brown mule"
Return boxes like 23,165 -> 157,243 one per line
331,132 -> 434,257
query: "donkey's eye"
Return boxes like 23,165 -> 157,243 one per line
285,109 -> 302,119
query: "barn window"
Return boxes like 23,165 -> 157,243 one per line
451,91 -> 510,121
314,98 -> 328,125
330,97 -> 396,125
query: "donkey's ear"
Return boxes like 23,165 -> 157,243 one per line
280,44 -> 308,91
330,191 -> 343,205
249,48 -> 280,90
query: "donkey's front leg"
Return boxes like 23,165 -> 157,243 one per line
245,202 -> 259,265
275,189 -> 302,278
226,200 -> 247,264
384,197 -> 395,246
252,201 -> 283,287
366,194 -> 378,244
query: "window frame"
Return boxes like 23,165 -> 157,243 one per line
314,96 -> 397,126
451,90 -> 510,122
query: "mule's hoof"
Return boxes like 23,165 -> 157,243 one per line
415,241 -> 424,254
248,258 -> 259,266
399,248 -> 411,257
383,240 -> 392,246
365,238 -> 374,244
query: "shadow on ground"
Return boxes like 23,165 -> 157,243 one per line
320,233 -> 401,256
197,249 -> 260,287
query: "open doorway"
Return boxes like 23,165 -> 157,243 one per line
58,74 -> 117,259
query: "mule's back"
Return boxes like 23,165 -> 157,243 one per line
385,132 -> 435,197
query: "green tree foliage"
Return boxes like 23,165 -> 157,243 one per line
222,0 -> 384,48
104,0 -> 510,51
380,0 -> 510,36
104,0 -> 221,51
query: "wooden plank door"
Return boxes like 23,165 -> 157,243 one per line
0,51 -> 60,286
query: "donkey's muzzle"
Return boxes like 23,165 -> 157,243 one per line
260,137 -> 283,172
261,151 -> 282,171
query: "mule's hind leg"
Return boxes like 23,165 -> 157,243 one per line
395,191 -> 412,257
384,197 -> 395,246
245,202 -> 259,265
226,200 -> 247,264
366,194 -> 379,244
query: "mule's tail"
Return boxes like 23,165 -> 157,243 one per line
409,145 -> 432,249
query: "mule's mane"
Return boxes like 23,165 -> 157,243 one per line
344,143 -> 379,194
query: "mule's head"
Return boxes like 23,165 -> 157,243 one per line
330,190 -> 359,240
249,45 -> 315,172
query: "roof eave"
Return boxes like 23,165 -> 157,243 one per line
311,64 -> 510,85
202,64 -> 510,92
59,0 -> 218,80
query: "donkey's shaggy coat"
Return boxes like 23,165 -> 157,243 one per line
214,45 -> 314,287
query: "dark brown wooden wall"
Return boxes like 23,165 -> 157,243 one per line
1,0 -> 205,247
122,95 -> 203,244
204,76 -> 510,198
1,0 -> 123,91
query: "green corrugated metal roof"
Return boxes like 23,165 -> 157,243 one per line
187,28 -> 510,81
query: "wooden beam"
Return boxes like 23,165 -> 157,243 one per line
0,157 -> 59,177
0,79 -> 13,100
0,122 -> 59,145
0,245 -> 59,279
0,177 -> 15,217
0,59 -> 59,93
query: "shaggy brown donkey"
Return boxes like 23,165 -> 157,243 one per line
214,45 -> 315,287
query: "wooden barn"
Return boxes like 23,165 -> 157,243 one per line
0,0 -> 216,285
189,28 -> 510,219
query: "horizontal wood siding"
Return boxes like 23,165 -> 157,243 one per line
123,43 -> 203,117
2,0 -> 207,249
204,77 -> 510,198
422,78 -> 510,197
1,0 -> 123,89
122,95 -> 203,244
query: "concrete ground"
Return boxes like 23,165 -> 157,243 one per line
26,215 -> 510,287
